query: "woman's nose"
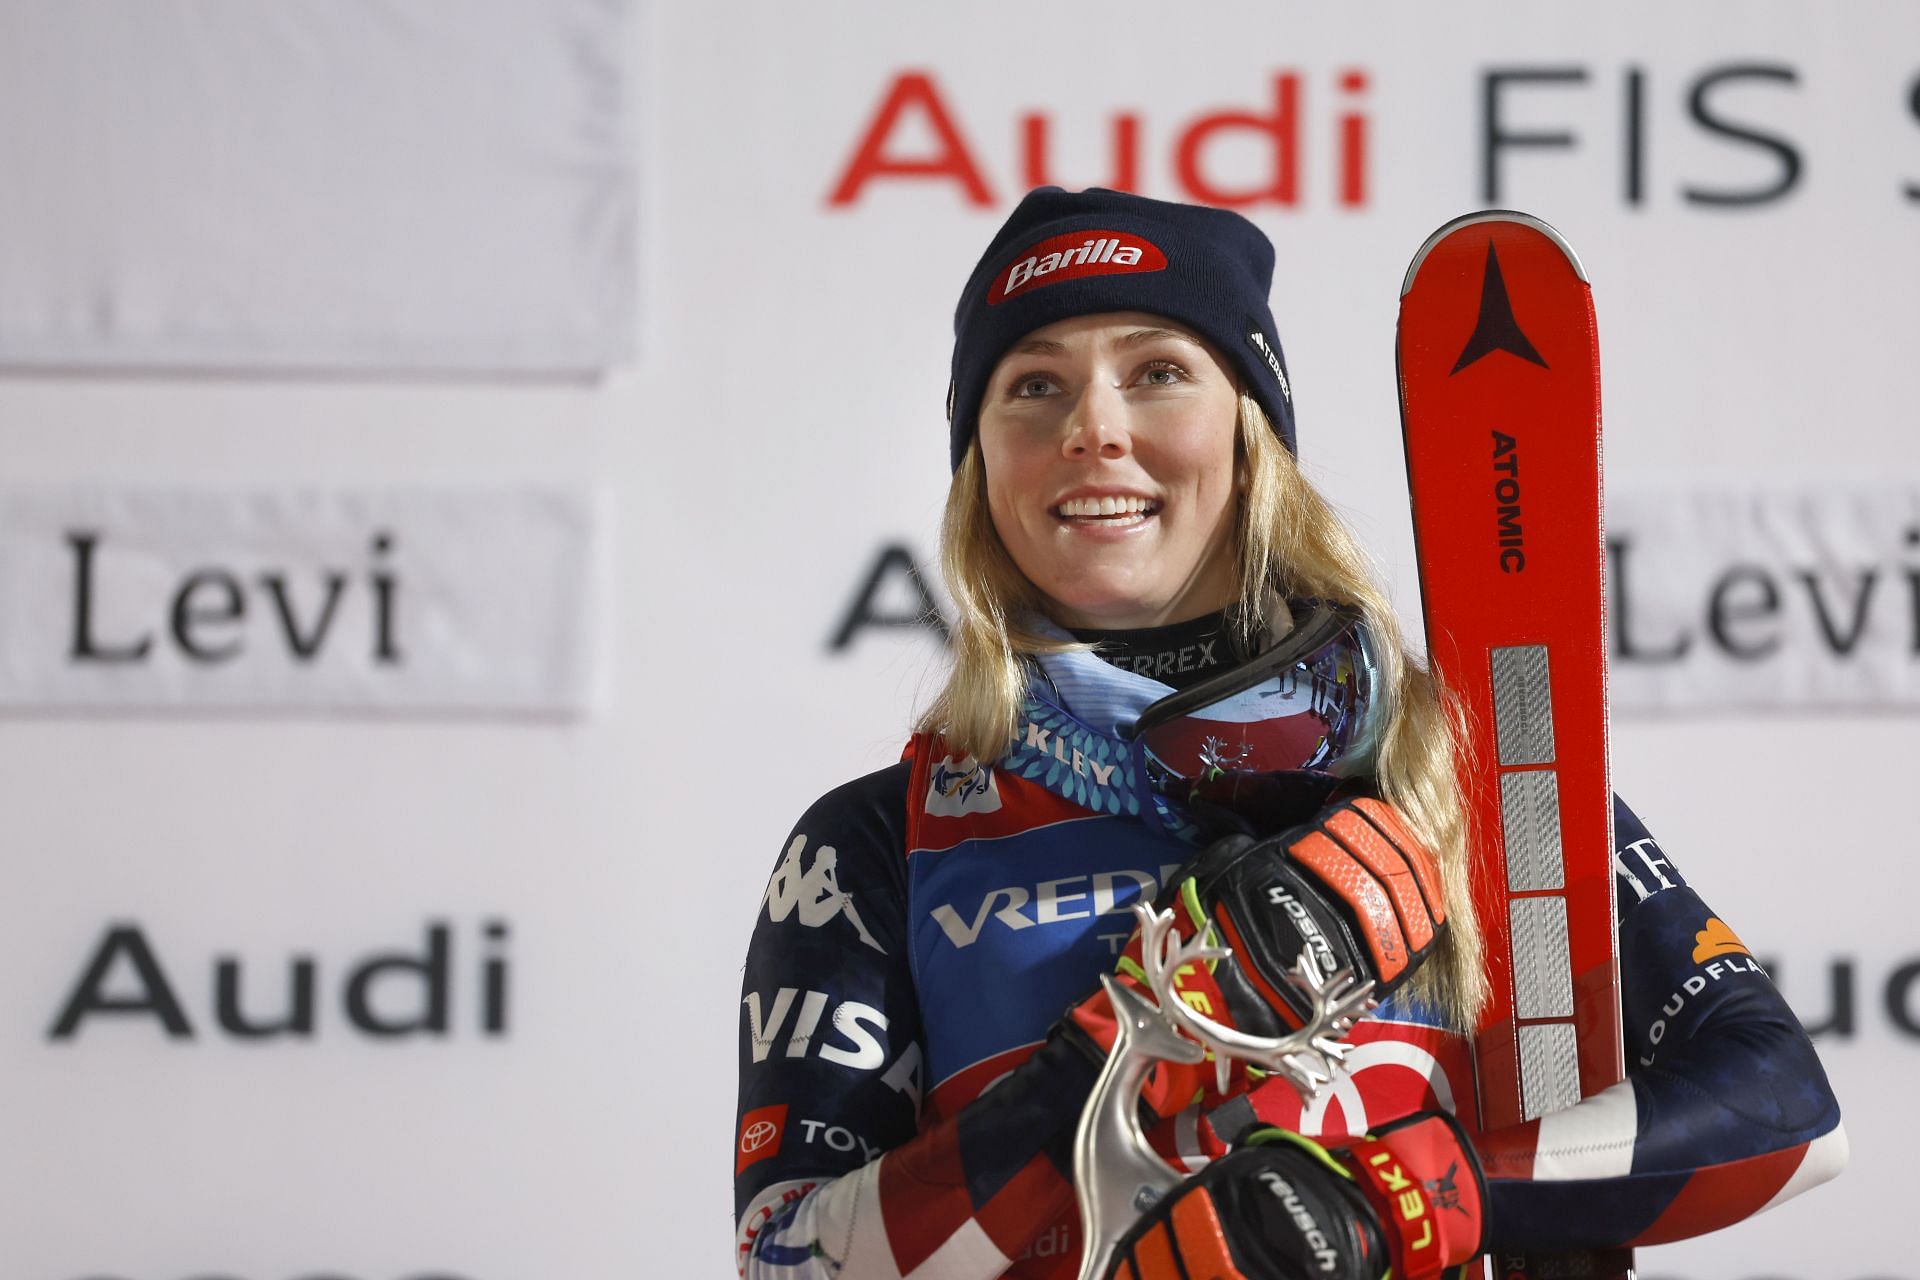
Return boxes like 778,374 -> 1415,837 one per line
1061,382 -> 1131,460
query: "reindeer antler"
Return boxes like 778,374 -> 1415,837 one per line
1136,901 -> 1377,1097
1073,900 -> 1379,1280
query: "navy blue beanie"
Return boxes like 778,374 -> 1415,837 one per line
947,187 -> 1295,471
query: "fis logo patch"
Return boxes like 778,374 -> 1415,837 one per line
926,755 -> 1001,817
1692,916 -> 1751,964
736,1103 -> 788,1174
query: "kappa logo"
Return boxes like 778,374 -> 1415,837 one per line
1692,916 -> 1751,964
926,755 -> 1001,817
988,229 -> 1167,304
735,1103 -> 788,1174
764,835 -> 885,953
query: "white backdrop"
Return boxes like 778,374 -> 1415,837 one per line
1,3 -> 1915,1279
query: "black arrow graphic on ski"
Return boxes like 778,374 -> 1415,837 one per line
1451,239 -> 1548,373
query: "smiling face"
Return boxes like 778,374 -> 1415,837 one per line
976,311 -> 1243,630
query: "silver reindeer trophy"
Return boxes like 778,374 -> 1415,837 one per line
1072,900 -> 1377,1280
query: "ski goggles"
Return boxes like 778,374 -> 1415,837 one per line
1124,601 -> 1386,794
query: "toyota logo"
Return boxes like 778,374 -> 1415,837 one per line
741,1120 -> 779,1153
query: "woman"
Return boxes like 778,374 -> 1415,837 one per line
734,188 -> 1844,1280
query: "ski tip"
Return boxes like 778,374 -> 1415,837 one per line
1400,210 -> 1588,297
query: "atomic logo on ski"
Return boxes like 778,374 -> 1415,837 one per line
1451,241 -> 1549,374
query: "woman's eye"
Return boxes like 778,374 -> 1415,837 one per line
1013,375 -> 1058,398
1138,362 -> 1186,386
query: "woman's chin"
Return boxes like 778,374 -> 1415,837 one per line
1037,561 -> 1238,631
1042,587 -> 1174,631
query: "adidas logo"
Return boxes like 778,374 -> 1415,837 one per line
1249,329 -> 1292,402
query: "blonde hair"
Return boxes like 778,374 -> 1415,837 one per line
916,394 -> 1486,1029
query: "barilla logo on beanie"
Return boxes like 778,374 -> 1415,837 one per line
987,229 -> 1167,305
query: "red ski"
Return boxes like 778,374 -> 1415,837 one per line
1397,212 -> 1629,1280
